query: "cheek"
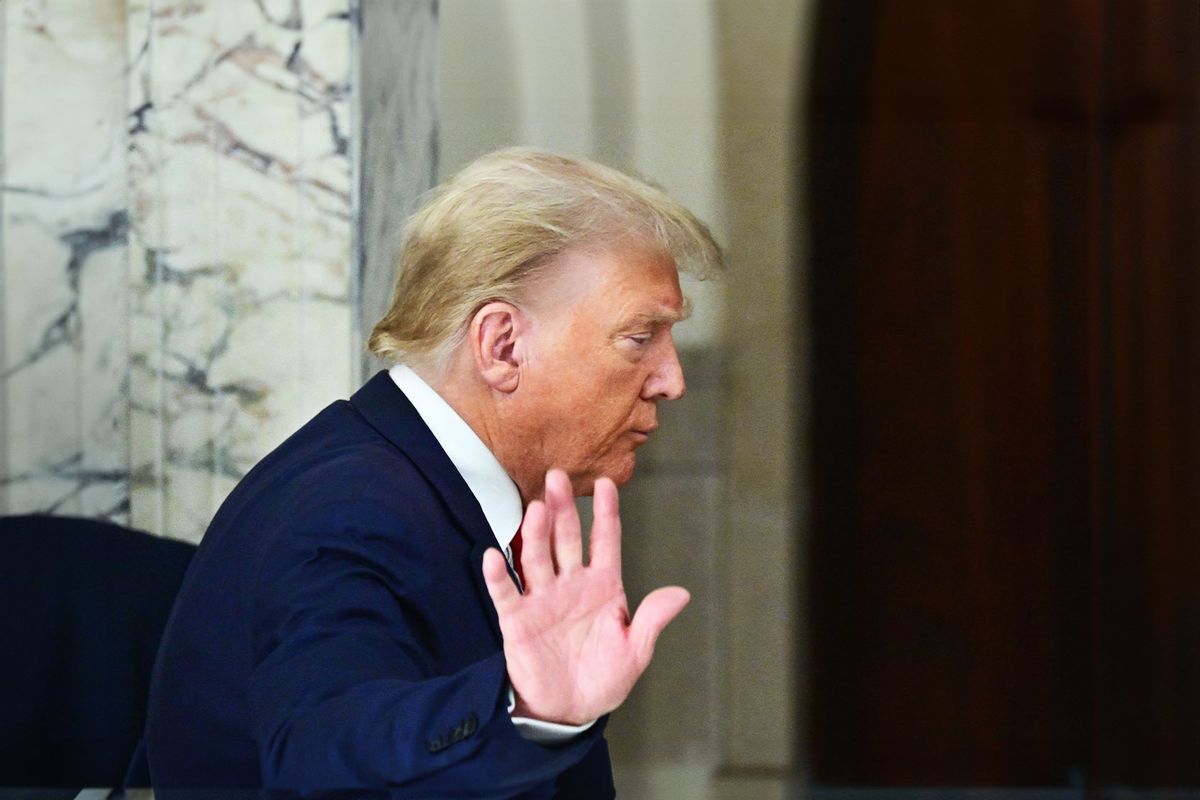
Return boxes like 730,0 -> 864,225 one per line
554,374 -> 603,416
585,395 -> 643,449
529,349 -> 644,432
548,362 -> 632,407
547,387 -> 628,444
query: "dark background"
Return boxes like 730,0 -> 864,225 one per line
805,0 -> 1199,787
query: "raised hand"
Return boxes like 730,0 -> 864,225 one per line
481,468 -> 690,726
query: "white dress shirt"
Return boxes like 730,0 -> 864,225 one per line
388,365 -> 595,743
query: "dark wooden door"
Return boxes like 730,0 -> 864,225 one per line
805,0 -> 1199,786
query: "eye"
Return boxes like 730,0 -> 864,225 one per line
626,333 -> 653,346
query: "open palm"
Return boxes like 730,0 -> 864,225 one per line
482,469 -> 690,726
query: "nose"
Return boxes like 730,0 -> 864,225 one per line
644,337 -> 686,401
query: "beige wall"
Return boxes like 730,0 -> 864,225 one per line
438,2 -> 813,796
439,0 -> 724,349
714,1 -> 814,796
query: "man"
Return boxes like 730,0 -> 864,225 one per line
144,148 -> 723,797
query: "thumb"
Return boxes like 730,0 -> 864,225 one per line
628,586 -> 690,670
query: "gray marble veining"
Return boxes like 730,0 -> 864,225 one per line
1,0 -> 132,522
2,0 -> 439,541
126,0 -> 358,540
356,0 -> 438,381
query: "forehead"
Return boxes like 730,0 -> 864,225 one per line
529,246 -> 684,320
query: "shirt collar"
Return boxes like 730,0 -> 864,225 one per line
388,364 -> 523,550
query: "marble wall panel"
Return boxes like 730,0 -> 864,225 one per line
3,0 -> 438,540
1,0 -> 131,521
357,0 -> 438,379
126,0 -> 356,541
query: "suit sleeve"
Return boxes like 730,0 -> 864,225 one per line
245,514 -> 604,796
554,735 -> 617,799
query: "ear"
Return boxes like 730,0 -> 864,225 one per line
469,301 -> 524,393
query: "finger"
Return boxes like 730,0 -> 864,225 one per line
628,586 -> 690,671
519,499 -> 556,588
482,548 -> 520,612
588,477 -> 621,575
546,469 -> 583,573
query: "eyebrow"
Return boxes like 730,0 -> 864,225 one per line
624,297 -> 694,328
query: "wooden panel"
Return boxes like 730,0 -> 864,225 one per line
804,0 -> 1199,786
1099,0 -> 1200,784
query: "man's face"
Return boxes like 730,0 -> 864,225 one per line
511,245 -> 686,495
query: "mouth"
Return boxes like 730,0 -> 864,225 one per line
630,425 -> 658,443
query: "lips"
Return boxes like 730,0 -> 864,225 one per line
630,424 -> 658,442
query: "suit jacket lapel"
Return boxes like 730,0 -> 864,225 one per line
348,370 -> 506,647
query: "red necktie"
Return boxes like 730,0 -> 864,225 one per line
509,531 -> 525,587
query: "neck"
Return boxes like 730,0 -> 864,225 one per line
416,358 -> 543,504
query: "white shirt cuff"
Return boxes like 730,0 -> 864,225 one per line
506,685 -> 596,743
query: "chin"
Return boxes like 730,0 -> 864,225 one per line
606,456 -> 638,488
570,462 -> 636,496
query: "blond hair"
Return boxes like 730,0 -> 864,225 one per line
368,147 -> 723,370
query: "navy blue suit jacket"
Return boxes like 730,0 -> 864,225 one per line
145,371 -> 615,798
